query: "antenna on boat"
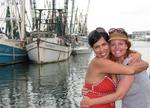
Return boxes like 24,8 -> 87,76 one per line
82,0 -> 90,36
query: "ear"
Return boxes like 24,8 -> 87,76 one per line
125,44 -> 128,50
127,41 -> 131,49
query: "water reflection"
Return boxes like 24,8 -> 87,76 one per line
67,53 -> 92,108
27,61 -> 71,108
0,63 -> 29,107
0,41 -> 149,108
132,41 -> 150,75
0,53 -> 92,108
26,53 -> 92,108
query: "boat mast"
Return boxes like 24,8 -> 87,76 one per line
30,0 -> 37,30
82,0 -> 90,36
63,0 -> 69,36
73,7 -> 78,34
69,0 -> 75,35
9,0 -> 14,39
20,0 -> 25,41
52,0 -> 56,32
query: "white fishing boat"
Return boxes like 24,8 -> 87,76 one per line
71,0 -> 91,55
0,0 -> 28,65
72,45 -> 91,55
71,36 -> 91,55
26,0 -> 72,64
26,32 -> 72,64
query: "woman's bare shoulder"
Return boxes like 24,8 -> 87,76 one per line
89,58 -> 109,70
93,57 -> 113,65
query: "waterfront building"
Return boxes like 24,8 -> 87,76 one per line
132,31 -> 150,41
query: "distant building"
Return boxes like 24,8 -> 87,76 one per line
132,30 -> 150,36
132,31 -> 150,41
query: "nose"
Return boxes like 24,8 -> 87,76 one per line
113,44 -> 120,49
99,46 -> 105,52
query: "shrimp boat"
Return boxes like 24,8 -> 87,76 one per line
26,31 -> 72,64
70,0 -> 91,55
0,0 -> 28,65
26,0 -> 72,64
71,36 -> 91,55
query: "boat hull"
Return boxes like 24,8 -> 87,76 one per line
26,38 -> 72,64
72,46 -> 91,55
0,39 -> 28,65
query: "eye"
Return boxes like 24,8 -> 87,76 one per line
94,45 -> 99,49
118,42 -> 126,46
110,43 -> 115,47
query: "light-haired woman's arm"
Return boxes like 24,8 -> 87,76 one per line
93,58 -> 148,75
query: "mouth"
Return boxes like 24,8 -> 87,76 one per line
115,50 -> 121,54
99,52 -> 108,58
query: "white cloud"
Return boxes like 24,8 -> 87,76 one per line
87,0 -> 150,33
1,0 -> 150,34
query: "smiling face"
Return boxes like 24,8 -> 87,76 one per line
93,37 -> 110,59
110,39 -> 128,61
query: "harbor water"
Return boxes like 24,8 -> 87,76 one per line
0,41 -> 150,108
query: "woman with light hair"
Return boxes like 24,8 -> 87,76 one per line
80,27 -> 149,108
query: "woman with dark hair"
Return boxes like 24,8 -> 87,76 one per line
80,27 -> 149,108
